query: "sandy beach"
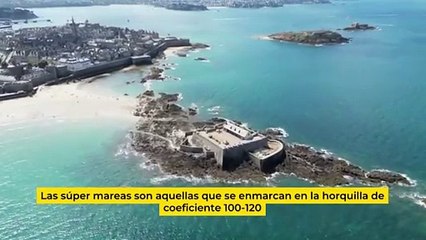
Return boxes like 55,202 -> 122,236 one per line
0,81 -> 138,125
163,46 -> 192,58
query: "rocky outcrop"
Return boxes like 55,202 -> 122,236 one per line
171,43 -> 210,58
141,67 -> 164,82
188,107 -> 198,116
195,57 -> 208,61
261,128 -> 288,138
142,90 -> 154,97
131,91 -> 413,186
367,170 -> 411,185
268,30 -> 350,45
340,22 -> 376,31
191,43 -> 210,49
158,92 -> 179,102
281,144 -> 412,186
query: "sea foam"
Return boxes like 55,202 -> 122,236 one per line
399,192 -> 426,209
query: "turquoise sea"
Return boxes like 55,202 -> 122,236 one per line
1,0 -> 426,239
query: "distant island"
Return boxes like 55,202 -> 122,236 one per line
164,3 -> 208,11
340,22 -> 376,31
267,30 -> 350,45
3,0 -> 330,9
0,7 -> 37,20
227,0 -> 330,8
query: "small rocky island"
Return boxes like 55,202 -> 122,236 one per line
340,22 -> 376,31
165,3 -> 208,11
131,90 -> 413,186
268,30 -> 350,45
0,7 -> 37,20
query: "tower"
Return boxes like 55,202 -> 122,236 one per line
70,17 -> 79,42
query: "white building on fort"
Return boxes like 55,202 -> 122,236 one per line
185,119 -> 284,172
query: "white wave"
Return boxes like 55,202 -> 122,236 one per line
265,172 -> 288,186
177,93 -> 183,101
207,105 -> 221,112
399,192 -> 426,209
370,169 -> 417,187
4,125 -> 28,132
315,44 -> 324,47
143,81 -> 152,90
150,174 -> 215,185
114,134 -> 142,159
189,103 -> 198,109
139,160 -> 159,171
150,170 -> 263,185
287,172 -> 317,185
265,127 -> 289,138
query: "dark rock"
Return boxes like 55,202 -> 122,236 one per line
366,170 -> 411,185
191,43 -> 210,49
188,107 -> 198,116
158,92 -> 179,102
164,103 -> 184,113
176,51 -> 188,57
195,57 -> 208,61
142,90 -> 154,97
341,22 -> 376,31
277,143 -> 413,186
142,67 -> 165,81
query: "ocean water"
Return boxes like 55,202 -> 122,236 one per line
1,0 -> 426,239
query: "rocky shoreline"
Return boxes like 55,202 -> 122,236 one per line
268,30 -> 350,45
130,91 -> 413,186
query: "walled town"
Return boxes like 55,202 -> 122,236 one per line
0,19 -> 191,100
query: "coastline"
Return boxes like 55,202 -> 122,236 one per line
163,46 -> 194,58
0,80 -> 137,126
